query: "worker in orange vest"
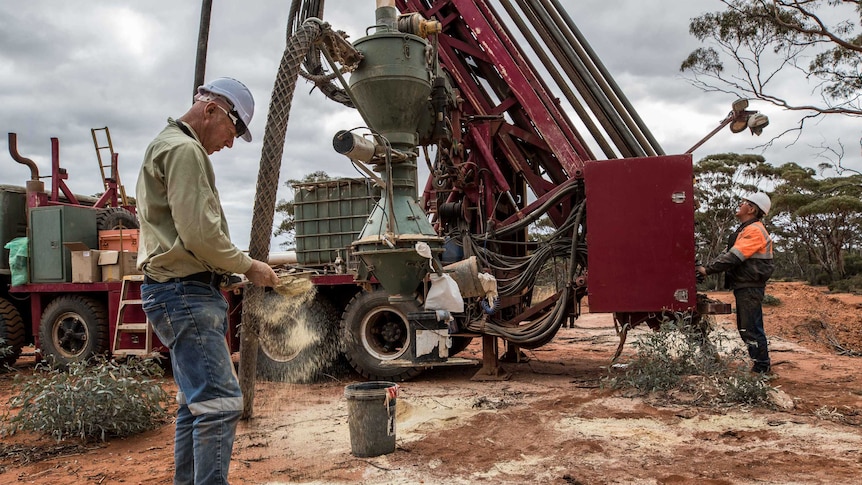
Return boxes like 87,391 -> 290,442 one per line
697,192 -> 774,374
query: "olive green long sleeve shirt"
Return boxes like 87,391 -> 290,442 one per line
136,118 -> 252,281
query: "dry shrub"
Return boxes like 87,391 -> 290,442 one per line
0,337 -> 11,371
604,315 -> 773,407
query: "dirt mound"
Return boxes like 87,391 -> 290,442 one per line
710,281 -> 862,354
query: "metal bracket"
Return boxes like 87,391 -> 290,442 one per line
471,335 -> 511,381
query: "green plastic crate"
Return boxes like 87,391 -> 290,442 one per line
294,178 -> 378,266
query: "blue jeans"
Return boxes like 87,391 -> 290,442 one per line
142,281 -> 243,485
734,286 -> 770,371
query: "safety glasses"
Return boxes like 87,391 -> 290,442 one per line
216,105 -> 248,139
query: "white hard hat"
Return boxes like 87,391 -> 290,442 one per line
197,77 -> 254,142
745,192 -> 771,216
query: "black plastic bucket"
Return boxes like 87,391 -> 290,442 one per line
344,381 -> 398,457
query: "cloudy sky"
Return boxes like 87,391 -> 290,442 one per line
1,0 -> 858,250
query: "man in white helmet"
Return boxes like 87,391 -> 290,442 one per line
697,192 -> 775,374
136,77 -> 278,484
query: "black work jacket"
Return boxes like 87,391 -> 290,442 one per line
705,219 -> 774,290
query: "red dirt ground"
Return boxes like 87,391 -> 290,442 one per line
2,281 -> 861,484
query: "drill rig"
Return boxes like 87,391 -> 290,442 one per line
253,0 -> 724,382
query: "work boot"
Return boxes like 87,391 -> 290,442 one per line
751,363 -> 771,374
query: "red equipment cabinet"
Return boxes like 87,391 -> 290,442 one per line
584,155 -> 697,313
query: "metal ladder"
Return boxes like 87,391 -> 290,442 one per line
91,126 -> 128,206
112,274 -> 152,357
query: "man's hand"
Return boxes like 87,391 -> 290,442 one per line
244,259 -> 279,287
696,266 -> 707,276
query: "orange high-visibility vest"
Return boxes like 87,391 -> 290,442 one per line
729,221 -> 773,261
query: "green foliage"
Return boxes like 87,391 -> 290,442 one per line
843,252 -> 862,275
694,154 -> 862,285
718,373 -> 772,406
2,358 -> 169,442
533,255 -> 569,289
828,274 -> 862,294
795,195 -> 862,217
604,315 -> 773,407
762,294 -> 781,306
528,215 -> 555,243
771,167 -> 862,281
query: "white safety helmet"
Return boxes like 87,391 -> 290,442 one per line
197,77 -> 255,142
745,192 -> 771,216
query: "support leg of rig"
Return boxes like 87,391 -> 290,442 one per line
500,342 -> 529,363
471,335 -> 511,381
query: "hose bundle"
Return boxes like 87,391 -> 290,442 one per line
462,202 -> 587,349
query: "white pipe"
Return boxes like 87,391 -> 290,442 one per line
268,251 -> 297,265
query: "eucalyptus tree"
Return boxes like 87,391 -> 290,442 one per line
681,0 -> 862,161
770,163 -> 862,281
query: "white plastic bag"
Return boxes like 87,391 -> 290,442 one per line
477,272 -> 498,305
425,273 -> 464,313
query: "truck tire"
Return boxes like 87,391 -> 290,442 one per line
0,297 -> 25,366
39,295 -> 109,366
449,335 -> 474,356
340,289 -> 423,381
96,207 -> 138,230
257,292 -> 340,383
449,315 -> 474,355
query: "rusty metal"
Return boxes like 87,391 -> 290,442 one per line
267,1 -> 711,381
697,296 -> 733,315
91,127 -> 128,207
513,0 -> 637,158
10,132 -> 131,211
471,335 -> 511,381
7,133 -> 40,180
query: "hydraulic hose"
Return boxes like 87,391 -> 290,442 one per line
240,18 -> 326,418
474,180 -> 581,239
464,202 -> 586,348
287,0 -> 354,107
